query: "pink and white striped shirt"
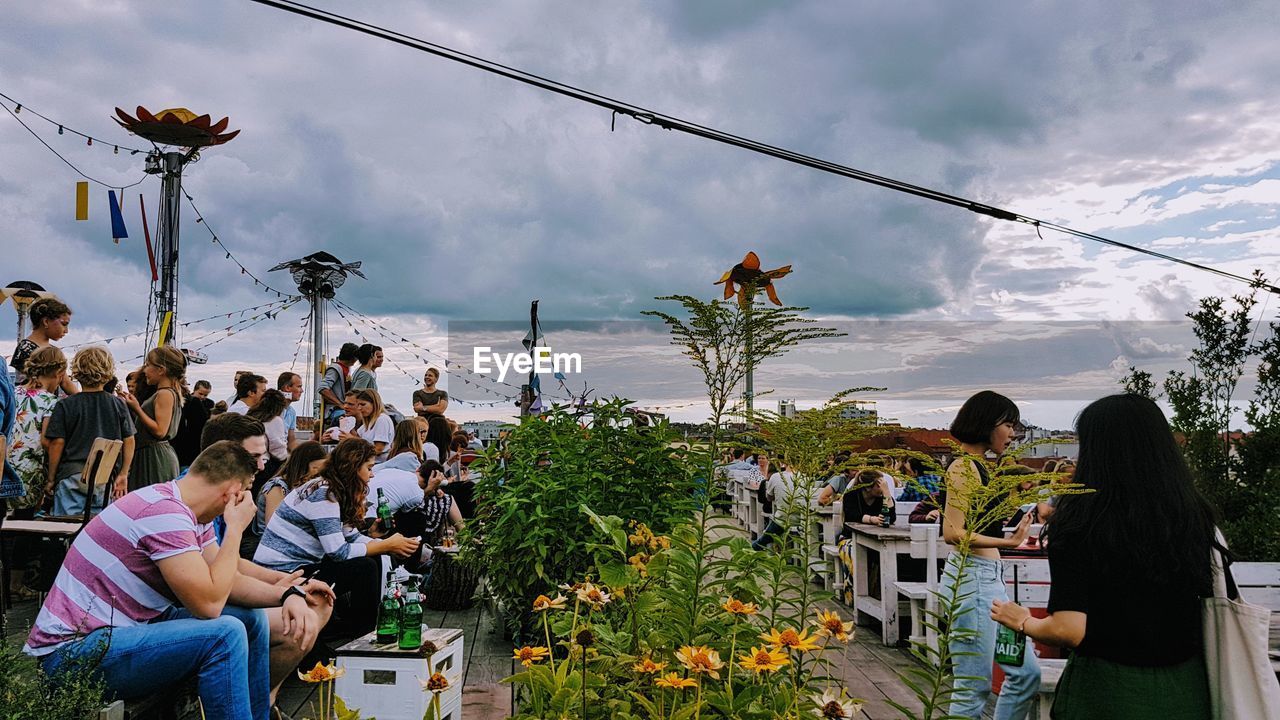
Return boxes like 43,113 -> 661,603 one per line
24,481 -> 215,656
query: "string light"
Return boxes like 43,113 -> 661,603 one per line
0,91 -> 149,154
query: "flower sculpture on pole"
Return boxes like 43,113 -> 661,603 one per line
715,251 -> 792,307
113,106 -> 239,147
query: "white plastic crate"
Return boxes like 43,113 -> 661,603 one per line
334,627 -> 464,720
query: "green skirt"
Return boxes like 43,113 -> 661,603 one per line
1053,653 -> 1211,720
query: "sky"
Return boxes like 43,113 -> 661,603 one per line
3,1 -> 1278,430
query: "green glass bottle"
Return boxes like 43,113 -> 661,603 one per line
376,488 -> 395,533
879,502 -> 892,526
375,574 -> 400,645
398,581 -> 424,650
994,624 -> 1027,666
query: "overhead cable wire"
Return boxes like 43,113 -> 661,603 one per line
246,0 -> 1280,295
1,97 -> 149,190
182,190 -> 301,299
0,91 -> 150,154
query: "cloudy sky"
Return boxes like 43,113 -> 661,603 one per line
3,1 -> 1278,430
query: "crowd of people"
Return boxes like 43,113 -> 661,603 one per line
0,297 -> 1240,720
0,303 -> 482,720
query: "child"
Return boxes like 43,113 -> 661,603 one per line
44,347 -> 136,515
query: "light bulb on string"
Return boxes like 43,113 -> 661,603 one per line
58,125 -> 63,135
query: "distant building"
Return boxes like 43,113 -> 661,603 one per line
838,401 -> 878,425
778,399 -> 797,418
462,420 -> 512,446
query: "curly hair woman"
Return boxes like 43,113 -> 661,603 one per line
254,438 -> 419,637
10,297 -> 78,395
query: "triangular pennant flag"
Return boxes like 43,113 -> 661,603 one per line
75,181 -> 89,221
108,190 -> 128,243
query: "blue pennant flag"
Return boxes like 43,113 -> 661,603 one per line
108,190 -> 128,243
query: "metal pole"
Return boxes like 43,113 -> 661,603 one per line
744,294 -> 754,424
312,291 -> 326,430
156,151 -> 185,346
15,306 -> 26,345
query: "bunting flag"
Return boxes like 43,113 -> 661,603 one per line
139,194 -> 157,281
108,190 -> 128,243
75,181 -> 89,221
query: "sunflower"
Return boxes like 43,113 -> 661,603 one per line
654,672 -> 698,690
760,627 -> 822,653
575,583 -> 612,610
675,645 -> 725,679
420,672 -> 451,694
814,610 -> 855,643
532,594 -> 568,612
297,662 -> 345,683
810,688 -> 863,718
512,646 -> 551,667
632,657 -> 668,674
737,646 -> 790,674
721,598 -> 759,616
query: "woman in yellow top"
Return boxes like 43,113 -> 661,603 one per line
940,390 -> 1037,719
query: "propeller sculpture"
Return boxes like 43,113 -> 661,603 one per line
113,106 -> 239,148
715,251 -> 792,307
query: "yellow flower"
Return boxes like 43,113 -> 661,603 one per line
654,672 -> 698,690
811,688 -> 863,718
632,657 -> 668,674
737,646 -> 790,674
297,662 -> 346,683
575,582 -> 612,610
760,627 -> 822,653
532,594 -> 568,612
721,597 -> 759,616
814,610 -> 855,643
654,535 -> 671,550
512,646 -> 551,667
675,645 -> 725,679
628,552 -> 651,575
420,672 -> 451,694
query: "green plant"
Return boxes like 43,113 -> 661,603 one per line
1121,271 -> 1280,560
0,640 -> 106,720
462,398 -> 700,638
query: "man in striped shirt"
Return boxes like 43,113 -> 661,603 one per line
24,441 -> 303,720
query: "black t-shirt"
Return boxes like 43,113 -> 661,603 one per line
413,389 -> 448,416
9,338 -> 39,384
838,490 -> 896,539
1047,536 -> 1205,666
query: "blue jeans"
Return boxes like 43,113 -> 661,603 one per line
41,604 -> 271,720
52,473 -> 109,517
939,553 -> 1040,720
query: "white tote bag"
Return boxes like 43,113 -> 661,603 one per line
1203,535 -> 1280,720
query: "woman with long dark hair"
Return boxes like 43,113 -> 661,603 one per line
373,419 -> 427,473
240,440 -> 328,560
991,394 -> 1216,719
941,390 -> 1038,719
255,438 -> 419,636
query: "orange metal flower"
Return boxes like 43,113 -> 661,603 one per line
715,251 -> 792,307
114,106 -> 239,147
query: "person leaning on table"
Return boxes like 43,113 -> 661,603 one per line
990,394 -> 1216,720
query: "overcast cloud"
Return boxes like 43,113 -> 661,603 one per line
2,1 -> 1277,430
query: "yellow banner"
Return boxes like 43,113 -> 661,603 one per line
75,181 -> 89,221
157,311 -> 173,347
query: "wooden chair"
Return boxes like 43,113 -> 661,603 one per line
78,437 -> 125,524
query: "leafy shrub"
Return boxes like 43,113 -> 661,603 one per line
0,640 -> 105,720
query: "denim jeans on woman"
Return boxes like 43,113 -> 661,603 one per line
40,604 -> 271,720
939,553 -> 1040,720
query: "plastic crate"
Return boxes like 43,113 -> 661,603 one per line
334,627 -> 464,720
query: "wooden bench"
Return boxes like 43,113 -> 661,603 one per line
1235,561 -> 1280,611
893,523 -> 946,654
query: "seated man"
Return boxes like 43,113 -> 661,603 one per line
24,442 -> 305,720
198,414 -> 335,703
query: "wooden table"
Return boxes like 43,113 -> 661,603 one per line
1,518 -> 83,613
847,523 -> 913,646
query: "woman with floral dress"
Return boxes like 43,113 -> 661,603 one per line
5,346 -> 65,598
